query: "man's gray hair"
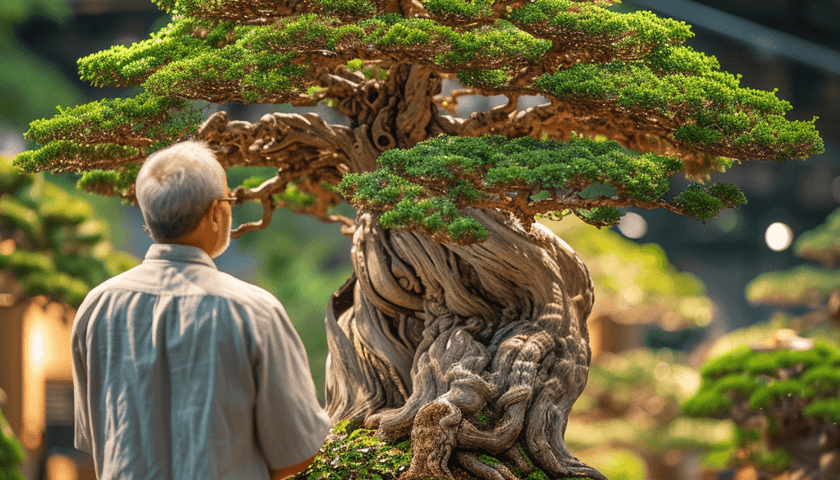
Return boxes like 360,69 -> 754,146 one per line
136,140 -> 227,242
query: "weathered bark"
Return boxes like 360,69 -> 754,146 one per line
325,209 -> 605,479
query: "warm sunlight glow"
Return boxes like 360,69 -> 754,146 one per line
0,238 -> 15,255
47,453 -> 80,480
29,324 -> 48,367
765,222 -> 793,251
22,301 -> 74,450
0,132 -> 25,157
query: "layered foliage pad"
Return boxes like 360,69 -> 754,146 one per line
340,135 -> 745,243
15,93 -> 200,199
683,339 -> 840,469
534,54 -> 819,164
15,0 -> 823,238
746,265 -> 840,308
0,157 -> 137,306
686,339 -> 840,422
68,3 -> 821,160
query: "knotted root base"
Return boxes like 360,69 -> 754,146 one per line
325,210 -> 606,480
369,312 -> 604,480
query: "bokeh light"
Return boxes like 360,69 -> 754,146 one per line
618,212 -> 648,239
764,222 -> 793,251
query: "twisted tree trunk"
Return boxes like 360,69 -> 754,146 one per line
200,60 -> 606,479
325,209 -> 605,479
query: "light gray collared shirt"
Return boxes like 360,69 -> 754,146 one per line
72,243 -> 331,480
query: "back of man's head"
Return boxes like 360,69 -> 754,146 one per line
136,141 -> 227,243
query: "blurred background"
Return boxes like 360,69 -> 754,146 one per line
0,0 -> 837,479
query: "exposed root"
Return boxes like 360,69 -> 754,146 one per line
457,390 -> 528,454
455,451 -> 519,480
400,400 -> 461,479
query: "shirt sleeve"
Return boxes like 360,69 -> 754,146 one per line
253,300 -> 332,470
72,305 -> 92,453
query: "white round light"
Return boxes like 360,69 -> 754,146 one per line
765,222 -> 793,251
618,212 -> 648,239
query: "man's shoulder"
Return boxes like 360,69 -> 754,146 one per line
80,261 -> 282,315
191,272 -> 292,339
210,270 -> 282,311
79,264 -> 143,304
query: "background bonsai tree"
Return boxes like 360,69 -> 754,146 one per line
746,207 -> 840,332
567,348 -> 732,480
13,0 -> 823,478
683,333 -> 840,480
0,156 -> 137,309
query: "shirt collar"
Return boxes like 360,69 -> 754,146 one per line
144,243 -> 218,270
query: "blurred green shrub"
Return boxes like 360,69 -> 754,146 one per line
0,156 -> 138,306
0,404 -> 25,480
684,331 -> 840,477
567,349 -> 734,479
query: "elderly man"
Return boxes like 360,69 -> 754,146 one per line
72,141 -> 331,480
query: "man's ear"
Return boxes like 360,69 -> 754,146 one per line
209,200 -> 222,232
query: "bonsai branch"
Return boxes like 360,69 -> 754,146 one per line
227,168 -> 355,239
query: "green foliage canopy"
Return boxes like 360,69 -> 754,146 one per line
15,93 -> 201,196
13,0 -> 824,242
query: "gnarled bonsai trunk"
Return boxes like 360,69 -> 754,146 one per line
325,209 -> 605,479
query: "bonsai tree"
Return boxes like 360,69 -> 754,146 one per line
13,0 -> 823,478
0,156 -> 137,309
683,332 -> 840,480
747,207 -> 840,331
